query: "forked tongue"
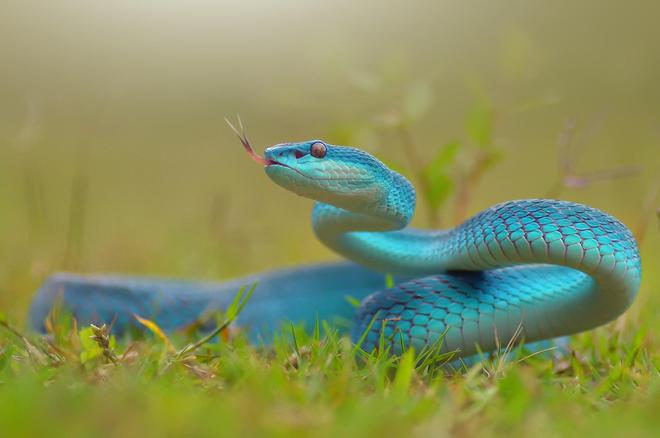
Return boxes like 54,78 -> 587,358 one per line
225,116 -> 274,166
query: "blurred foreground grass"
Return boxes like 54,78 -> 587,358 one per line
0,271 -> 659,437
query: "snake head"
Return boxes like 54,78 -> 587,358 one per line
226,117 -> 414,224
225,118 -> 386,209
262,141 -> 393,212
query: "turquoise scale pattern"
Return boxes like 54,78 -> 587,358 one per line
351,199 -> 641,356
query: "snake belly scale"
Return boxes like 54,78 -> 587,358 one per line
29,137 -> 642,359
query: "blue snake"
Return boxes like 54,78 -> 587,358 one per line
29,131 -> 642,358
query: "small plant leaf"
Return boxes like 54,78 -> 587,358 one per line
134,315 -> 175,353
424,171 -> 452,211
421,141 -> 459,211
79,327 -> 101,363
429,140 -> 460,169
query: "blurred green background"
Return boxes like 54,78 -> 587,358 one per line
0,0 -> 658,320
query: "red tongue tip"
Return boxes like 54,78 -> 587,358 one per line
225,116 -> 274,166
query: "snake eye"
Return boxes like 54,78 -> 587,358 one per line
310,142 -> 327,159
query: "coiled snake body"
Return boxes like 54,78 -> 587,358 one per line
30,138 -> 641,358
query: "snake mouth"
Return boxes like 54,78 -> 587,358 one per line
225,118 -> 312,178
226,116 -> 372,183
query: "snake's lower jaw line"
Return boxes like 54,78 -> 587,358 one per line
265,161 -> 297,176
265,161 -> 285,169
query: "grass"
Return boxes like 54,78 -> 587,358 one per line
0,258 -> 658,438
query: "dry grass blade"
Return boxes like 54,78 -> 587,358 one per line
547,118 -> 641,197
516,346 -> 558,363
0,317 -> 49,367
493,321 -> 525,374
134,314 -> 175,353
563,165 -> 642,187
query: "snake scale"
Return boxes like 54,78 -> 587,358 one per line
29,132 -> 641,358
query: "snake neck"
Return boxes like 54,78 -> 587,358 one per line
313,170 -> 414,230
312,170 -> 450,275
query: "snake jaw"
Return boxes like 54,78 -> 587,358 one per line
225,116 -> 276,166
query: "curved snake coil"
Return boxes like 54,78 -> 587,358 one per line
29,136 -> 641,358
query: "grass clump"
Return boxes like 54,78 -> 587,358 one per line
0,281 -> 658,438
